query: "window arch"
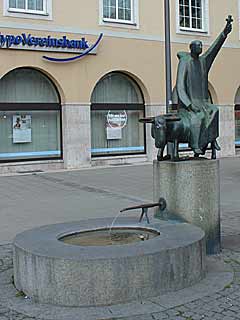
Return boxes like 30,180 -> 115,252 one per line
91,72 -> 143,104
0,68 -> 62,162
235,106 -> 240,148
0,68 -> 59,103
234,87 -> 240,148
91,72 -> 145,157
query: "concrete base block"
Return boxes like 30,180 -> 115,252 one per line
153,159 -> 220,254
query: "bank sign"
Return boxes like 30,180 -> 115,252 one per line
0,32 -> 103,63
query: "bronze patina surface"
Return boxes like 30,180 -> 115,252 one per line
141,16 -> 233,161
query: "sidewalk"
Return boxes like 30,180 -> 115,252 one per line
0,162 -> 154,244
0,157 -> 240,319
0,157 -> 239,244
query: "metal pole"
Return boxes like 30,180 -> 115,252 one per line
164,0 -> 173,156
164,0 -> 172,112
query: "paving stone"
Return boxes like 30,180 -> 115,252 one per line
7,312 -> 26,320
165,309 -> 180,316
150,313 -> 169,320
206,306 -> 224,313
230,306 -> 240,312
115,315 -> 154,320
0,306 -> 9,314
191,315 -> 205,320
200,311 -> 216,318
222,310 -> 239,317
173,306 -> 189,314
109,301 -> 164,317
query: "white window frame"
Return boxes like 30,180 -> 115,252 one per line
100,0 -> 139,28
8,0 -> 47,15
176,0 -> 209,34
4,0 -> 52,20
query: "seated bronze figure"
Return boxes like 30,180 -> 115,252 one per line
141,16 -> 233,161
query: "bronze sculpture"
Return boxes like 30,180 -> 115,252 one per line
141,16 -> 233,160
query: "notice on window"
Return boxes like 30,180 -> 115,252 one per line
13,115 -> 32,143
107,110 -> 127,129
106,126 -> 122,140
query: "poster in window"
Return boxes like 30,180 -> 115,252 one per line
106,126 -> 122,140
106,110 -> 127,140
107,110 -> 128,129
13,115 -> 32,143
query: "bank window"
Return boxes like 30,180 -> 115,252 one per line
178,0 -> 207,32
103,0 -> 134,24
91,72 -> 145,157
0,68 -> 62,162
8,0 -> 47,14
235,105 -> 240,148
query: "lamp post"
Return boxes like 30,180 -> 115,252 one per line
164,0 -> 173,156
164,0 -> 172,113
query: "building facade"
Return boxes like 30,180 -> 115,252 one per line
0,0 -> 239,173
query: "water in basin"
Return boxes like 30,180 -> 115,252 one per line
59,227 -> 160,246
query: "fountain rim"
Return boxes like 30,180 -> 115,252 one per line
13,217 -> 205,261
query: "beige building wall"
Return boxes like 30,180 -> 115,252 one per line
0,0 -> 238,171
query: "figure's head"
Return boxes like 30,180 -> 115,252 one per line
190,40 -> 203,57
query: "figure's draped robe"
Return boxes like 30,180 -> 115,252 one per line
175,32 -> 227,150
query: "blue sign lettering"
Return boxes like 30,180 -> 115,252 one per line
0,32 -> 103,63
0,32 -> 90,50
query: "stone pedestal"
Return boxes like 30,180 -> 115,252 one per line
153,159 -> 220,254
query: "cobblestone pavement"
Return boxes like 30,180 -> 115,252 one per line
1,245 -> 240,319
1,158 -> 240,319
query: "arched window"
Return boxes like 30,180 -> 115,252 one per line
0,68 -> 62,161
235,104 -> 240,148
234,87 -> 240,148
91,72 -> 145,156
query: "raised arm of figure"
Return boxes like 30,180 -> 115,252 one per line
203,15 -> 233,72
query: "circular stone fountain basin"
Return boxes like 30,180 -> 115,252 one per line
13,218 -> 206,307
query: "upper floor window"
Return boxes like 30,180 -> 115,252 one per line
4,0 -> 52,19
103,0 -> 134,24
178,0 -> 208,32
8,0 -> 47,15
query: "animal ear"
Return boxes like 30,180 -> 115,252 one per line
139,117 -> 154,123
